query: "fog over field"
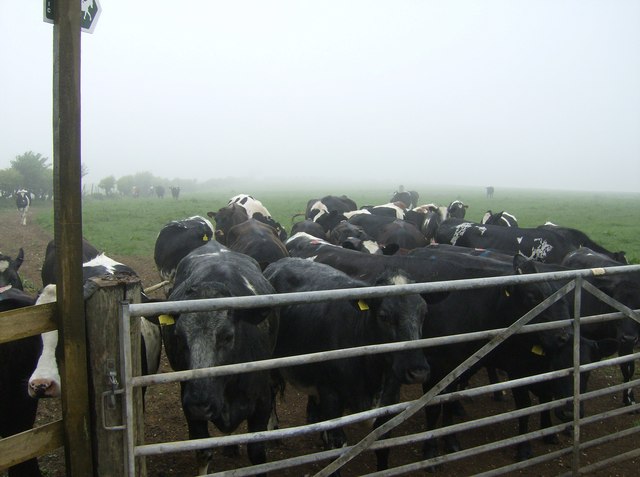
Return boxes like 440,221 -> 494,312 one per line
1,1 -> 639,193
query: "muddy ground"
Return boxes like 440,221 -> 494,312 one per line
2,205 -> 639,476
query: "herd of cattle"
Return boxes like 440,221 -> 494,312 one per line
1,191 -> 638,476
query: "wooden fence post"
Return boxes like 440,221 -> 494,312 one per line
85,275 -> 146,477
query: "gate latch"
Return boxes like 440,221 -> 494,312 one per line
102,358 -> 126,431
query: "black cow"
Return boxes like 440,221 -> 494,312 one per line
264,257 -> 429,472
481,210 -> 519,227
0,288 -> 42,477
161,240 -> 277,475
155,185 -> 166,199
0,248 -> 25,291
208,203 -> 249,245
284,232 -> 599,462
29,244 -> 162,399
15,189 -> 31,226
170,186 -> 180,199
290,219 -> 326,240
40,238 -> 101,287
225,218 -> 289,270
539,223 -> 627,264
375,219 -> 428,252
562,247 -> 640,406
153,216 -> 215,295
436,218 -> 623,264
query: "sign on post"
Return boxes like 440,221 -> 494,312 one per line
43,0 -> 102,34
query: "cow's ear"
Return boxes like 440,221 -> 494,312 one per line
234,307 -> 273,325
513,254 -> 538,274
380,244 -> 400,256
420,291 -> 449,305
206,211 -> 216,219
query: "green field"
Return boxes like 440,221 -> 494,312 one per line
22,184 -> 640,264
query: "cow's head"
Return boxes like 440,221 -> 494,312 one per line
0,248 -> 24,290
363,271 -> 430,385
164,281 -> 273,422
207,204 -> 249,245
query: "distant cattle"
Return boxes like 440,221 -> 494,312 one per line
486,186 -> 494,198
170,186 -> 180,199
0,248 -> 25,291
0,287 -> 42,477
562,247 -> 640,406
29,243 -> 161,399
15,189 -> 31,226
155,185 -> 165,199
153,216 -> 215,295
481,210 -> 519,227
436,218 -> 624,264
225,218 -> 289,270
161,240 -> 278,474
264,257 -> 429,471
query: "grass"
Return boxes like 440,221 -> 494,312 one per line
27,183 -> 640,264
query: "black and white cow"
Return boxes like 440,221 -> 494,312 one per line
446,200 -> 468,219
436,218 -> 623,264
562,247 -> 640,406
29,243 -> 162,399
0,287 -> 42,477
153,216 -> 215,295
40,238 -> 101,287
161,240 -> 278,475
390,189 -> 420,209
224,218 -> 289,270
0,248 -> 25,291
264,257 -> 429,471
300,195 -> 358,234
210,195 -> 287,243
15,189 -> 31,226
481,210 -> 519,227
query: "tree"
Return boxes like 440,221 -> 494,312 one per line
7,151 -> 53,199
98,175 -> 116,196
0,168 -> 23,197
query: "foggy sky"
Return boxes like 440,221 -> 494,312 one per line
1,1 -> 639,193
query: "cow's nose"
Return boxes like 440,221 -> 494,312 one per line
29,380 -> 53,398
406,366 -> 430,384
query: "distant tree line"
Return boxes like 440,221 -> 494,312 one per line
0,151 -> 55,199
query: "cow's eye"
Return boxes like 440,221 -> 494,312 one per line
217,331 -> 233,346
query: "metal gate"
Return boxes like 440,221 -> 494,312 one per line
117,264 -> 640,476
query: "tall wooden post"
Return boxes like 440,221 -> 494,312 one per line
52,0 -> 94,474
85,277 -> 146,476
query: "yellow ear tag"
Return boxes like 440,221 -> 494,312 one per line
202,234 -> 209,241
358,300 -> 369,311
159,314 -> 175,326
531,345 -> 545,356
